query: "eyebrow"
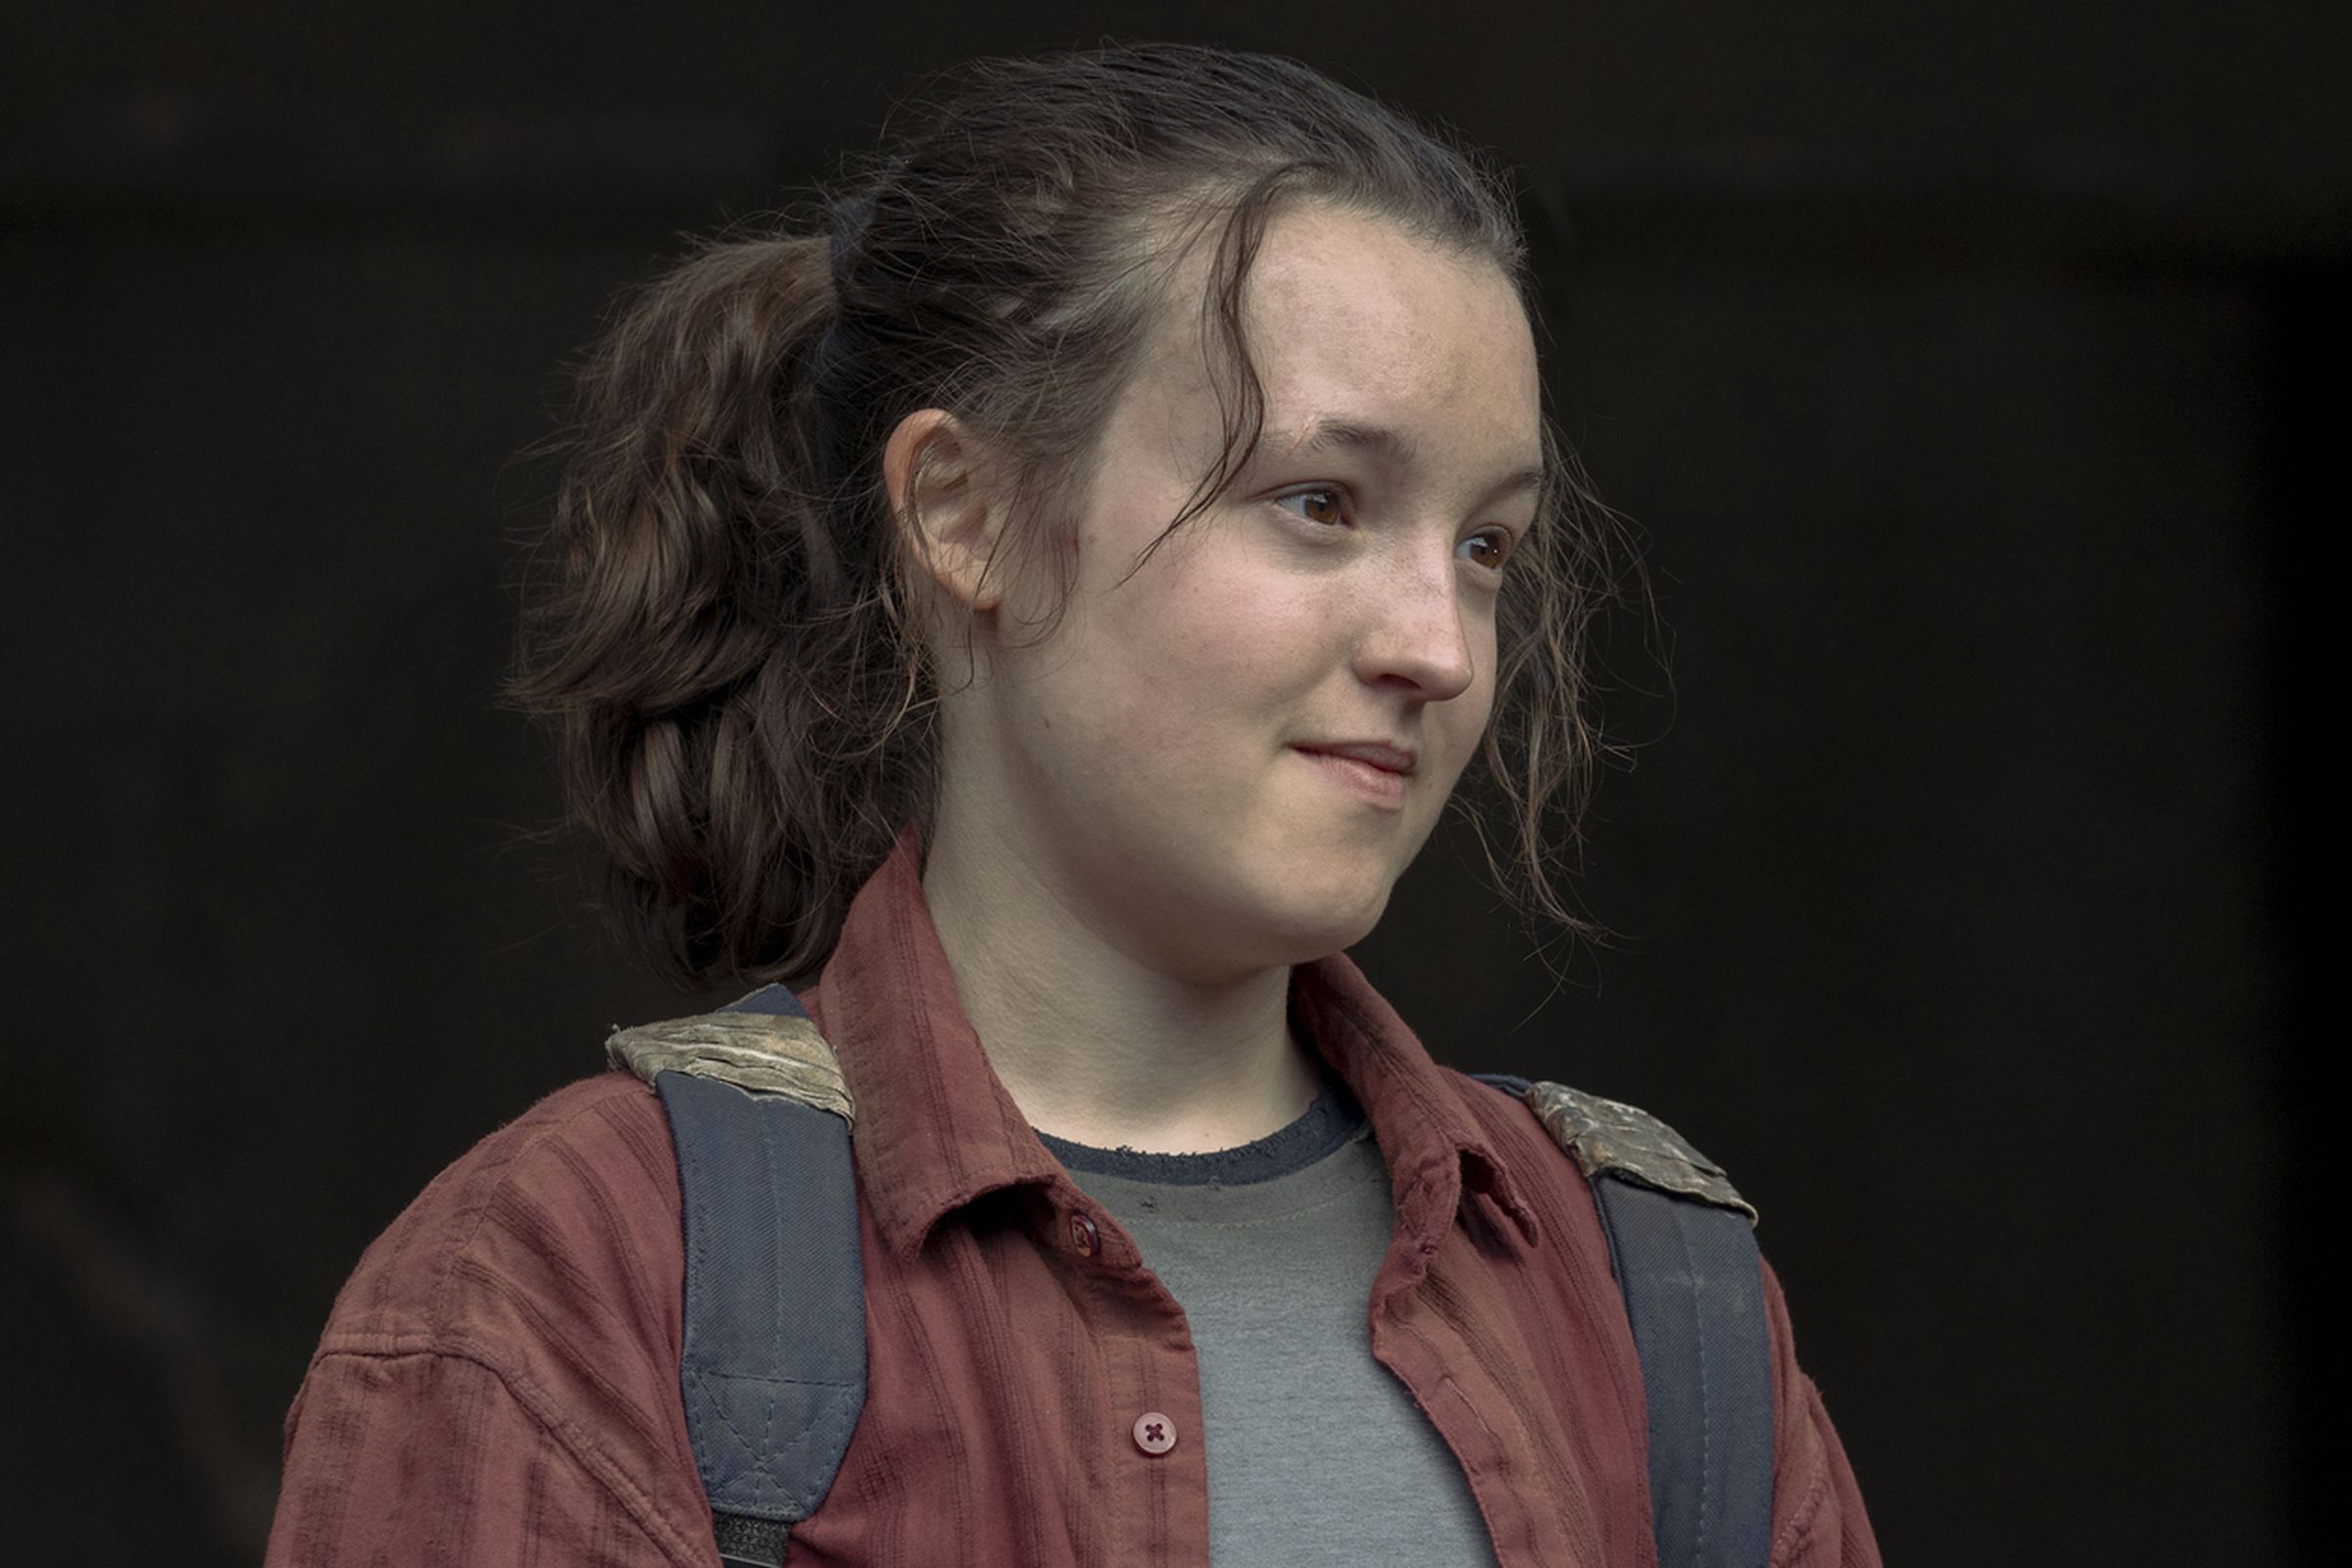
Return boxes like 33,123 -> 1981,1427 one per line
1278,416 -> 1545,507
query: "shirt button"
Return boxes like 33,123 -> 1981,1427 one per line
1067,1211 -> 1099,1257
1132,1411 -> 1177,1455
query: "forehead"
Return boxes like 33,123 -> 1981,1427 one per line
1124,201 -> 1541,473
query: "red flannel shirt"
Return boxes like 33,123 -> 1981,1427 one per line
269,822 -> 1881,1566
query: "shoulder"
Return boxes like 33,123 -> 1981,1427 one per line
276,1073 -> 710,1566
1437,1066 -> 1756,1219
311,1070 -> 685,1370
1445,1069 -> 1882,1568
1756,1255 -> 1886,1566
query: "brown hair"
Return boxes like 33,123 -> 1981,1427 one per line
510,41 -> 1637,990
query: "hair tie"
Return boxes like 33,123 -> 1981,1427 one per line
827,194 -> 875,290
810,177 -> 896,490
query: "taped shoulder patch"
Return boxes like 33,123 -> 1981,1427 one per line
605,1009 -> 856,1125
1520,1080 -> 1756,1224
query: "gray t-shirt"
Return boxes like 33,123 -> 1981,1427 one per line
1038,1075 -> 1500,1568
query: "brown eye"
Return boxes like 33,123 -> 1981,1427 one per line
1461,530 -> 1513,572
1277,488 -> 1348,527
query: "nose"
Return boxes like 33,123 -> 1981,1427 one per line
1352,538 -> 1479,701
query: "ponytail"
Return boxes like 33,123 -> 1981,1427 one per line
509,228 -> 934,989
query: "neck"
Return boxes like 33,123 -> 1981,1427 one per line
918,810 -> 1324,1154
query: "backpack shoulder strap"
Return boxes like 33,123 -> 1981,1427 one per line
608,985 -> 866,1568
1472,1072 -> 1773,1568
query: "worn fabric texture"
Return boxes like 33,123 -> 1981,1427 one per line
267,819 -> 1882,1567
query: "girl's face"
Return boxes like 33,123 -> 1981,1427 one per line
947,200 -> 1544,983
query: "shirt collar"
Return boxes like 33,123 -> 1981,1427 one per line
802,819 -> 1542,1265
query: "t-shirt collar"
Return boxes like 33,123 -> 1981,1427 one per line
802,818 -> 1540,1264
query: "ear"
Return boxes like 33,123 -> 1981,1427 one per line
883,408 -> 1010,614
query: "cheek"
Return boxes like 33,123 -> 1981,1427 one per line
1090,573 -> 1318,758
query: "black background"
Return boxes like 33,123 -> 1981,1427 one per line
2,2 -> 2339,1562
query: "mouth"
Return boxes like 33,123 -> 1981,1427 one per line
1292,739 -> 1418,776
1292,746 -> 1409,809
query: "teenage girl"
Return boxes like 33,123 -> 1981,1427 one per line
268,42 -> 1879,1568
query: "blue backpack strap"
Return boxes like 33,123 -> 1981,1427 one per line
1472,1072 -> 1773,1568
607,984 -> 866,1568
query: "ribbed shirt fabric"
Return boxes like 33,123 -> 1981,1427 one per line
267,818 -> 1882,1567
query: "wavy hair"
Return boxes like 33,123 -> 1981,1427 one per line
509,41 -> 1639,989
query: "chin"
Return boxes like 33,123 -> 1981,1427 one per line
1254,875 -> 1395,960
1181,828 -> 1404,965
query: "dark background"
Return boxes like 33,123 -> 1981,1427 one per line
2,2 -> 2338,1562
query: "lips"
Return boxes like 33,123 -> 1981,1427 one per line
1293,740 -> 1417,776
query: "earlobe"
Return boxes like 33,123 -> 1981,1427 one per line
883,409 -> 1007,613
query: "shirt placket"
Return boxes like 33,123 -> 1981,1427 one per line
1050,1192 -> 1212,1568
1364,1176 -> 1602,1568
